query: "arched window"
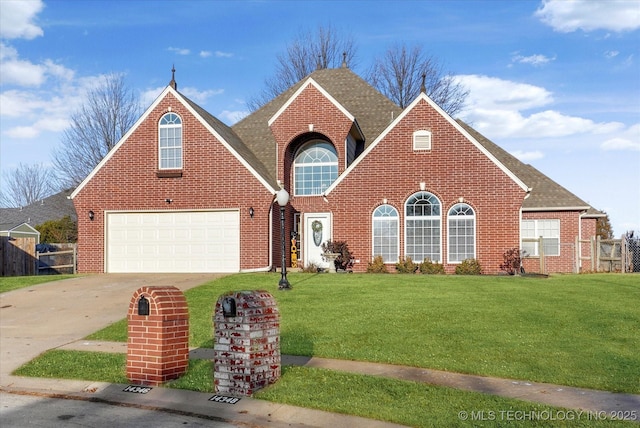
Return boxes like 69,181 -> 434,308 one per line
159,113 -> 182,169
448,203 -> 476,263
405,192 -> 441,263
294,141 -> 338,196
372,205 -> 399,263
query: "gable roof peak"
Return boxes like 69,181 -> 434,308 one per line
169,65 -> 177,90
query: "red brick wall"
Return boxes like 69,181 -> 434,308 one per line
521,210 -> 585,274
73,92 -> 274,273
282,98 -> 527,274
126,286 -> 189,386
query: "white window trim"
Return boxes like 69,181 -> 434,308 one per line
372,204 -> 400,263
413,130 -> 432,151
447,203 -> 476,264
158,113 -> 182,170
404,192 -> 442,263
521,219 -> 560,257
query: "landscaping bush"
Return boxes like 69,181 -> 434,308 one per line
418,259 -> 445,274
455,258 -> 483,275
395,256 -> 418,273
500,248 -> 522,275
301,262 -> 320,273
366,255 -> 388,273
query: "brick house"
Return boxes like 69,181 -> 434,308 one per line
70,66 -> 603,274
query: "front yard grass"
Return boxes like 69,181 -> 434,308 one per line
14,273 -> 639,426
0,274 -> 76,294
84,272 -> 639,393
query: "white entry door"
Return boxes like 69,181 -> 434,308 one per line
303,213 -> 332,269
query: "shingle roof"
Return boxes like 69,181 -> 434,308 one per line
178,93 -> 277,188
457,120 -> 598,211
231,67 -> 402,181
0,189 -> 77,228
176,67 -> 598,213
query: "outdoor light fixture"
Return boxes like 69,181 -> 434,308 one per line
165,198 -> 173,204
88,210 -> 95,221
275,187 -> 291,290
249,207 -> 254,218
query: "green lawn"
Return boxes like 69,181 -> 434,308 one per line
86,272 -> 639,393
0,274 -> 76,293
14,273 -> 639,427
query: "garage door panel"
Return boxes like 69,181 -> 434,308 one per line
107,211 -> 240,273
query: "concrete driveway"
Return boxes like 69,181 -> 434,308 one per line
0,273 -> 223,386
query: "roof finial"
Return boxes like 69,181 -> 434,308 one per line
316,54 -> 322,70
420,73 -> 426,94
342,52 -> 347,68
169,65 -> 177,90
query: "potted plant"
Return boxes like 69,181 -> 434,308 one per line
321,240 -> 353,273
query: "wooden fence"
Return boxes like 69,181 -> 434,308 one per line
37,243 -> 77,274
1,237 -> 37,276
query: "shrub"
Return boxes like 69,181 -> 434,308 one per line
455,258 -> 483,275
418,259 -> 445,274
36,215 -> 77,243
366,255 -> 388,273
395,256 -> 418,274
301,262 -> 320,273
500,248 -> 522,275
321,240 -> 353,271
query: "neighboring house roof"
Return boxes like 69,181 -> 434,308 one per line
0,222 -> 40,235
0,190 -> 76,227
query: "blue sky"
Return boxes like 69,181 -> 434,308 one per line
1,0 -> 639,235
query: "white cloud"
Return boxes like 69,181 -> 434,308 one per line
200,50 -> 212,58
4,125 -> 39,139
511,53 -> 556,66
215,51 -> 233,58
600,124 -> 640,151
218,109 -> 249,125
0,42 -> 74,87
535,0 -> 640,33
179,86 -> 224,104
0,0 -> 44,40
456,74 -> 553,111
605,50 -> 620,59
510,150 -> 544,162
168,47 -> 190,55
455,74 -> 625,139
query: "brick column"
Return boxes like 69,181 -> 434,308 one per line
213,290 -> 280,396
127,286 -> 189,386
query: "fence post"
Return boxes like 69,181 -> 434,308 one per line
538,236 -> 545,274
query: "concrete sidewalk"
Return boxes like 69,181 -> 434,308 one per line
2,274 -> 639,426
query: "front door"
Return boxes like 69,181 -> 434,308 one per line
303,213 -> 332,269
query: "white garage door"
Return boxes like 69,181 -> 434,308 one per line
106,211 -> 240,273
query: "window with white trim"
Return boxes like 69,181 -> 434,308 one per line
521,219 -> 560,256
405,192 -> 441,262
372,205 -> 399,263
448,203 -> 476,263
294,141 -> 338,196
159,113 -> 182,169
413,130 -> 432,150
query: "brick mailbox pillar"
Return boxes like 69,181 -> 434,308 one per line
213,290 -> 280,396
127,286 -> 189,386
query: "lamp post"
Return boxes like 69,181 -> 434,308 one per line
275,187 -> 291,290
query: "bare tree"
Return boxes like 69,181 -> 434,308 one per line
0,163 -> 54,207
53,73 -> 140,188
247,25 -> 358,111
368,43 -> 468,115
